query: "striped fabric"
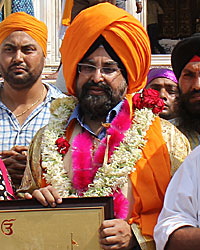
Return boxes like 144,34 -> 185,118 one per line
0,83 -> 65,152
0,0 -> 34,22
180,130 -> 200,150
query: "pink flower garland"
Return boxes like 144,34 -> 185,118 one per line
112,189 -> 129,219
72,132 -> 93,196
71,99 -> 131,219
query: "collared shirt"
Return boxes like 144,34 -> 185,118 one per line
67,100 -> 124,140
0,82 -> 66,151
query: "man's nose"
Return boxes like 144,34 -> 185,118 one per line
159,88 -> 167,101
13,50 -> 23,63
91,68 -> 104,83
192,76 -> 200,91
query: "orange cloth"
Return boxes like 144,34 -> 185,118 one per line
0,12 -> 48,57
62,0 -> 74,26
60,3 -> 151,96
129,116 -> 171,236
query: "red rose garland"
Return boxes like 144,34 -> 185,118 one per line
55,137 -> 70,155
132,88 -> 164,114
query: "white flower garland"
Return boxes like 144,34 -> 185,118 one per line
41,96 -> 156,198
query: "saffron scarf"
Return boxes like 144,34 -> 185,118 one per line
129,116 -> 171,236
61,0 -> 73,26
126,95 -> 171,237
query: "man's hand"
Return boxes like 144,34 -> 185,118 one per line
136,1 -> 142,13
99,219 -> 135,249
24,186 -> 62,207
0,145 -> 28,187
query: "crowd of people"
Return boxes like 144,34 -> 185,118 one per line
0,1 -> 200,250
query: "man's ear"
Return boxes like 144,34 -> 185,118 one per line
43,57 -> 46,68
74,73 -> 79,96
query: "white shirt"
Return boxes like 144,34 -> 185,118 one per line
55,64 -> 67,93
154,145 -> 200,250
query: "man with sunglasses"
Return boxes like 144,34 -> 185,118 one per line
19,3 -> 190,250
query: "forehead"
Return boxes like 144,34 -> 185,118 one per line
183,61 -> 200,72
149,77 -> 177,86
1,31 -> 39,47
83,47 -> 113,62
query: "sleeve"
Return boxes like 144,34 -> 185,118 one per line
154,148 -> 200,250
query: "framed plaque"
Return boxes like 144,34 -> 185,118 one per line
0,197 -> 114,250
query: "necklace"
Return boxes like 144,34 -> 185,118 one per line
15,85 -> 46,118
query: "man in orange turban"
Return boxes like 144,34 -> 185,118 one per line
0,12 -> 65,190
0,11 -> 47,57
21,4 -> 190,249
60,3 -> 150,95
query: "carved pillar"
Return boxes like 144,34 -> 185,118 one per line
33,0 -> 62,69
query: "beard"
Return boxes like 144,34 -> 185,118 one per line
0,61 -> 43,90
178,90 -> 200,132
76,79 -> 127,120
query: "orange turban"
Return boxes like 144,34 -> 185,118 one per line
0,12 -> 48,57
60,3 -> 151,96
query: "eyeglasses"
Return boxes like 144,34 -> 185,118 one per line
77,63 -> 121,76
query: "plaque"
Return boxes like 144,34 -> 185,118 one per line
0,197 -> 114,250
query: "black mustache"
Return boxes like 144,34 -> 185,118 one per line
180,89 -> 200,101
83,81 -> 110,91
81,81 -> 112,97
188,89 -> 200,96
8,63 -> 28,71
